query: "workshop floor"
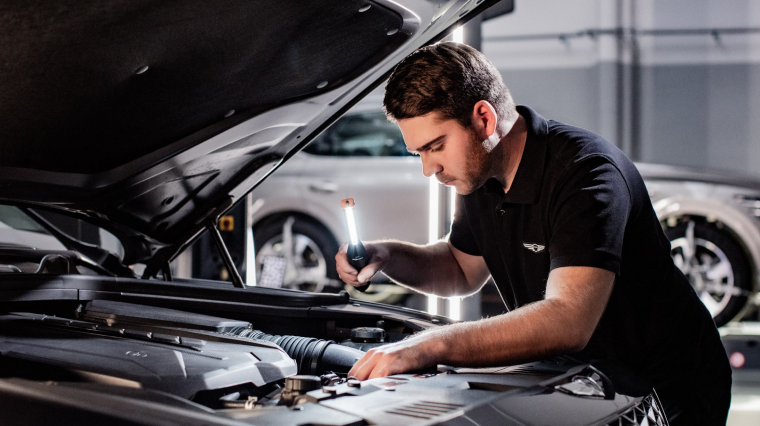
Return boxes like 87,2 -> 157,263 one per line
724,322 -> 760,425
729,381 -> 760,425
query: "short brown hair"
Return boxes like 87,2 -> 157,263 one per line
383,42 -> 515,128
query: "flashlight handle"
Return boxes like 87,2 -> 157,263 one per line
347,241 -> 370,293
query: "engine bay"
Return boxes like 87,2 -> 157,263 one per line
0,300 -> 381,408
0,262 -> 654,425
0,295 -> 654,426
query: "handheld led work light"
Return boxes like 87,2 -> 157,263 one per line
341,198 -> 370,292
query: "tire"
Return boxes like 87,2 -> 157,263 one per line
253,215 -> 410,304
664,218 -> 753,327
253,215 -> 341,293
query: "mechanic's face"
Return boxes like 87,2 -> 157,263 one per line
399,112 -> 493,195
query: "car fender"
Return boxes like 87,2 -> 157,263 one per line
653,196 -> 760,313
251,199 -> 346,247
249,155 -> 346,252
289,200 -> 346,245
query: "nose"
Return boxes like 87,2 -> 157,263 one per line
421,154 -> 442,178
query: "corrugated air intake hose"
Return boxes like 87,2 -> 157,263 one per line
224,327 -> 365,375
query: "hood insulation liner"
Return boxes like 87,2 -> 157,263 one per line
0,0 -> 403,174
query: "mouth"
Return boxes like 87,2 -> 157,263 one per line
435,174 -> 456,186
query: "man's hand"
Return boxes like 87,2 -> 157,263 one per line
347,266 -> 615,380
334,240 -> 484,296
348,334 -> 440,380
336,241 -> 390,287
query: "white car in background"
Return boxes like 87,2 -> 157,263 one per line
251,99 -> 427,304
252,101 -> 760,327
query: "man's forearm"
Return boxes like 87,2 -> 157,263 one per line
348,267 -> 614,380
378,240 -> 469,296
406,297 -> 587,367
348,267 -> 614,381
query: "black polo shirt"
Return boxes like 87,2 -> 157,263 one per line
450,106 -> 726,384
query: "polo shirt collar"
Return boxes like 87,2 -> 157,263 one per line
483,105 -> 548,205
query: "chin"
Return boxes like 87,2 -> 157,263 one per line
455,182 -> 475,196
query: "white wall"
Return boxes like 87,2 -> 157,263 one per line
481,0 -> 760,174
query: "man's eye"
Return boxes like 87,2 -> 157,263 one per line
431,143 -> 444,152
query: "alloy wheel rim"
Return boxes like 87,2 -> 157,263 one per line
670,222 -> 736,317
257,233 -> 328,292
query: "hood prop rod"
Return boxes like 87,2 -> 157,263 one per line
205,218 -> 246,289
161,262 -> 173,282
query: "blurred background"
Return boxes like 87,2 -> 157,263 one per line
483,0 -> 760,173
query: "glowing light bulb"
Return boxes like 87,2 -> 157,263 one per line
344,206 -> 359,246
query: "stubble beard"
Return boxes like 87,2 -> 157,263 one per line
458,129 -> 494,195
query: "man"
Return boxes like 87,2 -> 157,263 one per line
336,42 -> 731,424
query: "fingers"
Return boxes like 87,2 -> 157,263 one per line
348,349 -> 384,381
368,364 -> 392,380
335,242 -> 385,285
335,243 -> 359,284
348,336 -> 435,381
348,350 -> 372,380
347,347 -> 407,381
356,259 -> 382,284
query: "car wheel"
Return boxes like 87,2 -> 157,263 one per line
664,218 -> 753,327
253,216 -> 341,293
253,215 -> 410,304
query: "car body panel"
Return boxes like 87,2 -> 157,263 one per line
645,172 -> 760,313
253,153 -> 429,246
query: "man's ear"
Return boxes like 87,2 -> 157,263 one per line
472,101 -> 500,150
471,100 -> 499,140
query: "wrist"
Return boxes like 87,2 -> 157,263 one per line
414,328 -> 451,367
371,241 -> 393,271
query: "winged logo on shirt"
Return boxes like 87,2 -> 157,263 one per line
523,242 -> 545,253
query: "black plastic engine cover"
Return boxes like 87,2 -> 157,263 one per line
0,313 -> 296,399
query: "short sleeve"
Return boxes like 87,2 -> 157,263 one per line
449,193 -> 481,256
549,157 -> 631,274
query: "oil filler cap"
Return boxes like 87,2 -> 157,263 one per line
351,327 -> 386,343
284,375 -> 322,393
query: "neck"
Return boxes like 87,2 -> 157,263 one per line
490,113 -> 527,193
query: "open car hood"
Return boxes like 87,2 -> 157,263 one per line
0,0 -> 509,268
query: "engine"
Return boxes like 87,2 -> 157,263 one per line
0,300 -> 368,409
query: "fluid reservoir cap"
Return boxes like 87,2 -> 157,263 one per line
284,375 -> 322,393
351,327 -> 386,343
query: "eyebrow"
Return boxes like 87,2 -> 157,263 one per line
406,135 -> 446,154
